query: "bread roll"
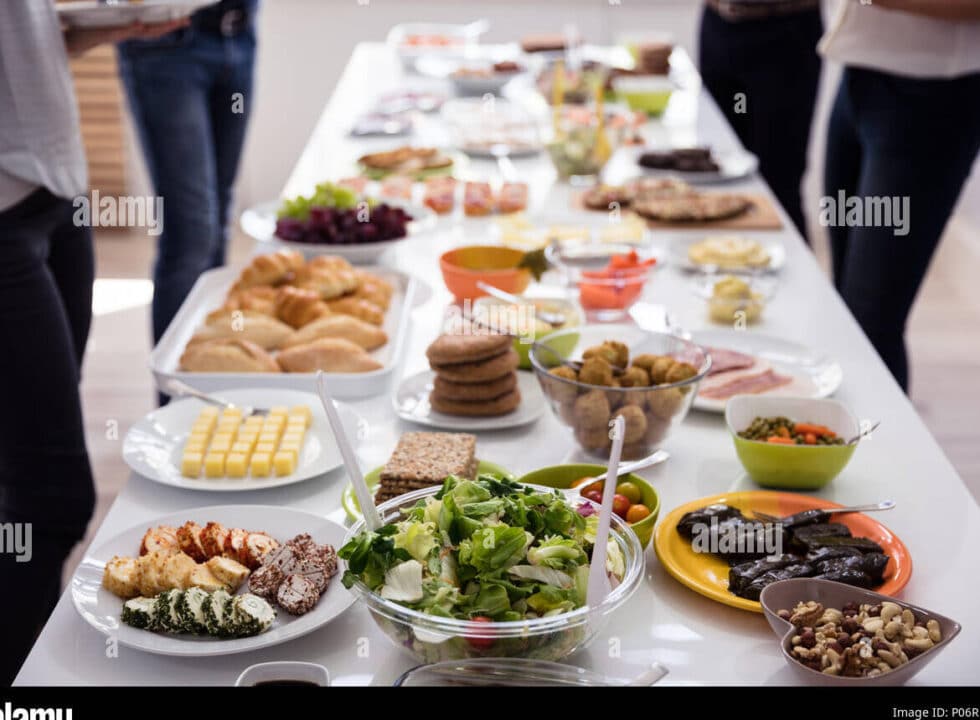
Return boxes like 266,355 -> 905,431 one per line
293,262 -> 359,300
179,338 -> 279,372
351,270 -> 394,310
215,285 -> 277,318
276,338 -> 383,373
281,314 -> 388,351
324,296 -> 384,326
232,250 -> 304,291
274,286 -> 331,328
188,311 -> 294,350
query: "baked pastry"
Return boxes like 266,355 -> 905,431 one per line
276,337 -> 383,373
633,193 -> 751,222
351,270 -> 394,310
430,388 -> 521,417
188,311 -> 294,350
274,286 -> 331,328
232,249 -> 304,291
213,285 -> 277,319
281,314 -> 388,351
324,296 -> 384,326
426,332 -> 512,366
179,338 -> 279,373
293,258 -> 358,300
433,373 -> 517,401
431,348 -> 519,384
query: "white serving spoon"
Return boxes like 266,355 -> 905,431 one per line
586,415 -> 626,608
315,371 -> 382,532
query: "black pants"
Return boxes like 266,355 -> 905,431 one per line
0,189 -> 96,685
699,5 -> 823,240
825,67 -> 980,391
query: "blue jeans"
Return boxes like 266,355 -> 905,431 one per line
825,67 -> 980,391
117,17 -> 256,345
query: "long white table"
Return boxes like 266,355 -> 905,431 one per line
17,43 -> 980,686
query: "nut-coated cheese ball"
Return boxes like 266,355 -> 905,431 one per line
579,357 -> 615,386
665,360 -> 698,385
573,390 -> 611,429
612,405 -> 647,444
646,387 -> 685,420
619,365 -> 651,388
583,340 -> 629,369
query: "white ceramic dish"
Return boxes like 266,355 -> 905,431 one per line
122,388 -> 366,492
387,21 -> 486,72
236,662 -> 330,687
691,329 -> 844,413
239,199 -> 437,264
669,236 -> 786,274
56,0 -> 212,28
149,265 -> 424,398
604,145 -> 759,186
393,369 -> 545,431
71,505 -> 355,657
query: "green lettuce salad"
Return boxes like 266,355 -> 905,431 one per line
338,475 -> 625,621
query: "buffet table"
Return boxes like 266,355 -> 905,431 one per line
16,43 -> 980,686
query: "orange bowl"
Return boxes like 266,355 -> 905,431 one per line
439,245 -> 531,301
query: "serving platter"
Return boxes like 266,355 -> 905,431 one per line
56,0 -> 212,28
393,369 -> 545,431
603,145 -> 759,186
71,505 -> 356,657
653,491 -> 913,614
122,389 -> 366,492
150,265 -> 427,398
690,329 -> 843,413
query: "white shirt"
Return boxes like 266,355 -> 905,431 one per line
820,0 -> 980,79
0,1 -> 88,211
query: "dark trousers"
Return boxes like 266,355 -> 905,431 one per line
0,189 -> 96,685
117,18 -> 256,348
825,67 -> 980,391
699,5 -> 823,240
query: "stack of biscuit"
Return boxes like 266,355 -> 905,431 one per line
376,431 -> 477,504
426,332 -> 521,417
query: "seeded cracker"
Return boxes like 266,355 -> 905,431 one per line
376,432 -> 477,503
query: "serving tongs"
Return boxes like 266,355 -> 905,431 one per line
162,378 -> 270,417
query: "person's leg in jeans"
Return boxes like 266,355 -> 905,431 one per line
699,6 -> 822,240
0,191 -> 96,684
834,69 -> 980,391
824,72 -> 863,291
207,27 -> 256,269
117,37 -> 219,346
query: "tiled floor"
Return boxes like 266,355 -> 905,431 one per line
65,223 -> 980,580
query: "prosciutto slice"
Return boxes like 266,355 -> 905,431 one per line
706,346 -> 757,376
699,367 -> 793,400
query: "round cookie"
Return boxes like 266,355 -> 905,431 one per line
433,372 -> 518,401
432,348 -> 520,384
429,388 -> 521,417
426,333 -> 513,366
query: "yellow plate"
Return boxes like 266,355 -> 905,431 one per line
653,491 -> 913,613
341,460 -> 514,522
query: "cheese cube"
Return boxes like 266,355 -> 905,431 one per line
226,453 -> 248,478
198,406 -> 219,419
204,452 -> 225,477
268,406 -> 289,419
285,421 -> 306,438
231,442 -> 253,455
281,432 -> 304,447
209,436 -> 232,453
255,442 -> 276,455
243,415 -> 264,430
288,405 -> 312,428
181,452 -> 203,478
277,443 -> 300,464
191,419 -> 216,435
250,453 -> 271,477
221,407 -> 243,420
237,432 -> 258,448
184,437 -> 208,454
261,421 -> 285,437
273,451 -> 296,476
258,432 -> 280,445
216,420 -> 240,436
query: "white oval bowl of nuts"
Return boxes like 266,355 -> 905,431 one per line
760,578 -> 961,685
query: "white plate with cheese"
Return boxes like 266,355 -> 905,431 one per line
71,505 -> 356,657
122,388 -> 366,492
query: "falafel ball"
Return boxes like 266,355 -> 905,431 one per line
612,405 -> 648,444
583,340 -> 629,369
547,365 -> 580,403
573,389 -> 611,429
619,365 -> 651,388
579,356 -> 615,386
665,360 -> 698,385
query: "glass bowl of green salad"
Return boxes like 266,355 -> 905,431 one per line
339,474 -> 644,663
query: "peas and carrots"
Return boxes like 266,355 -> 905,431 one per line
738,416 -> 845,446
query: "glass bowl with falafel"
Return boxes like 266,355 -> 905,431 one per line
530,324 -> 711,460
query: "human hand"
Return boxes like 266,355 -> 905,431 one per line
64,17 -> 191,57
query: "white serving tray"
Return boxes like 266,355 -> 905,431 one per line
150,265 -> 419,399
56,0 -> 214,28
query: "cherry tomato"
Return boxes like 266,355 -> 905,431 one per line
612,494 -> 632,519
626,503 -> 652,523
582,481 -> 604,496
582,488 -> 603,504
615,481 -> 642,504
466,616 -> 495,649
570,476 -> 594,489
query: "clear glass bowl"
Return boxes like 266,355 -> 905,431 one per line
343,485 -> 645,664
530,324 -> 711,459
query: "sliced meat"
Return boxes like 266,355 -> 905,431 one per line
698,367 -> 793,400
200,522 -> 230,559
705,347 -> 756,376
139,526 -> 179,556
224,527 -> 249,563
176,522 -> 208,562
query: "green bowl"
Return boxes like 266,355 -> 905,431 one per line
726,396 -> 860,490
612,76 -> 674,116
517,463 -> 659,547
342,460 -> 514,522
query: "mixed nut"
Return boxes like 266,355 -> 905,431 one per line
777,600 -> 942,678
